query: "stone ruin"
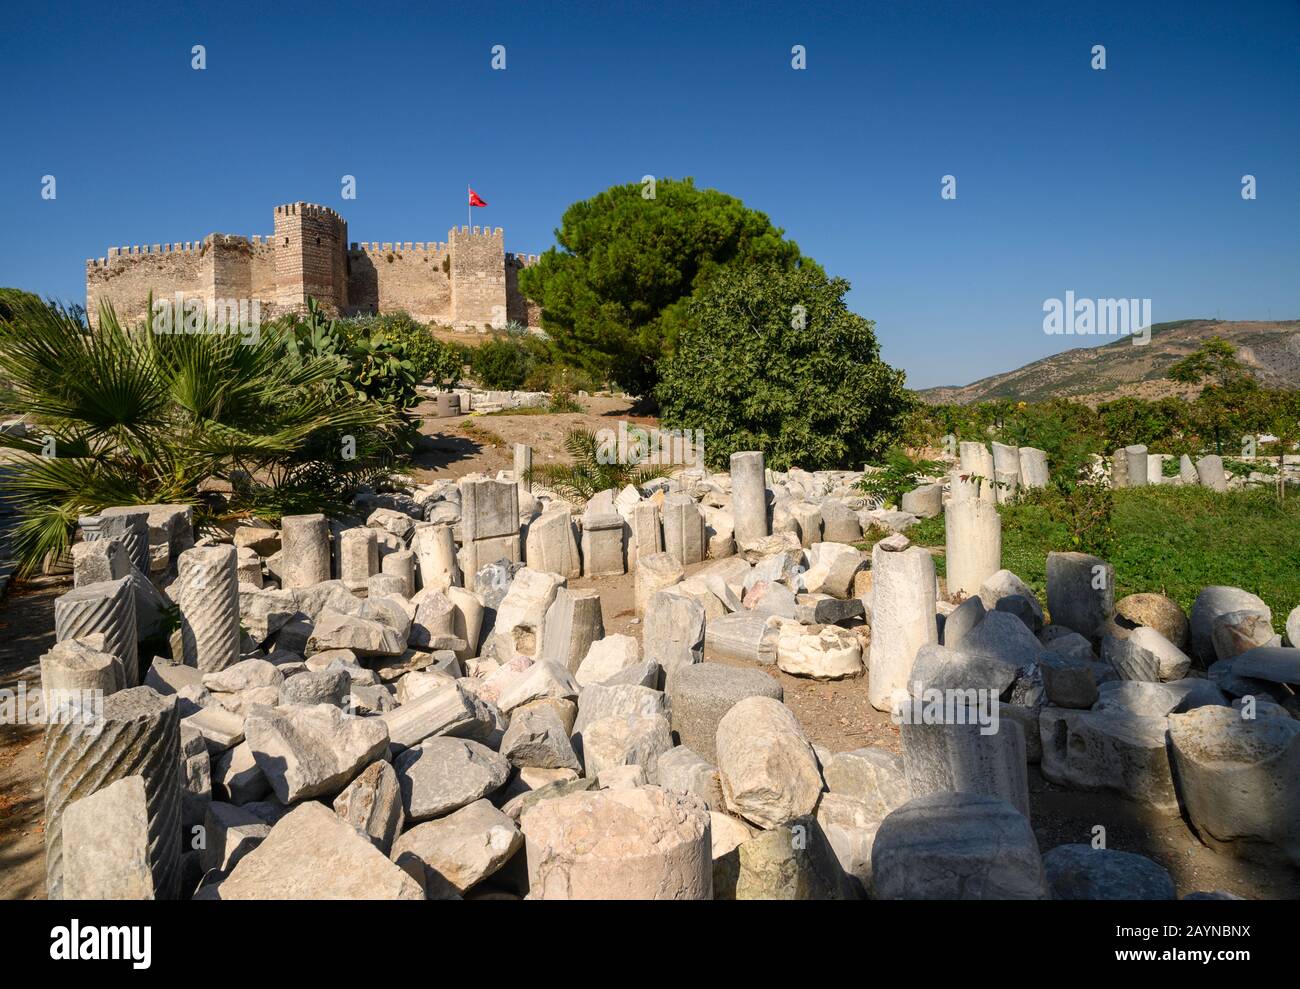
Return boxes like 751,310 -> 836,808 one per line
29,441 -> 1300,899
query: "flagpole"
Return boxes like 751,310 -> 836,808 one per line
467,184 -> 470,229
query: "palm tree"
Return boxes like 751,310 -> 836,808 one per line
524,427 -> 671,503
0,295 -> 400,575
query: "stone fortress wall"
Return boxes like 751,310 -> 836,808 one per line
85,202 -> 541,331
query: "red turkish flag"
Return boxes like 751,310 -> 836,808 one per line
468,187 -> 487,207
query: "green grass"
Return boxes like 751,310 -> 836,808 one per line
897,487 -> 1300,633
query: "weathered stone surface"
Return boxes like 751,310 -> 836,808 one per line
734,816 -> 858,900
483,567 -> 564,664
872,792 -> 1048,900
634,552 -> 684,617
279,669 -> 350,707
1094,677 -> 1225,717
1288,605 -> 1300,648
581,511 -> 626,577
901,718 -> 1030,820
39,636 -> 125,718
978,569 -> 1043,631
338,527 -> 379,592
203,658 -> 282,694
940,595 -> 985,651
213,739 -> 269,803
500,704 -> 581,771
1039,652 -> 1099,709
773,620 -> 863,680
199,801 -> 270,875
1210,609 -> 1277,661
43,686 -> 180,901
539,587 -> 605,673
901,483 -> 942,518
307,608 -> 406,658
822,747 -> 910,819
907,641 -> 1019,697
62,776 -> 156,900
716,696 -> 822,829
1039,706 -> 1178,812
1115,593 -> 1190,650
500,775 -> 597,823
497,659 -> 579,714
580,713 -> 674,782
521,786 -> 712,899
656,745 -> 724,810
55,577 -> 139,686
1190,586 -> 1271,665
1232,645 -> 1300,685
332,759 -> 405,855
945,500 -> 1001,599
457,478 -> 520,577
1168,705 -> 1300,866
571,683 -> 670,743
244,703 -> 389,804
704,611 -> 779,666
1102,626 -> 1191,682
868,538 -> 937,711
391,798 -> 522,896
395,737 -> 511,822
709,811 -> 754,899
730,451 -> 769,547
1045,551 -> 1114,640
667,663 -> 782,764
575,634 -> 641,688
210,801 -> 423,899
1195,453 -> 1228,492
412,522 -> 463,593
1043,844 -> 1176,900
800,542 -> 866,599
644,590 -> 706,681
279,513 -> 331,590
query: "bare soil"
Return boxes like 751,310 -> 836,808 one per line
1,396 -> 1296,900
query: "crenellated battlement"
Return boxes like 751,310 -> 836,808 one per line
87,201 -> 539,330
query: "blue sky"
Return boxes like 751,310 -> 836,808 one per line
1,0 -> 1297,388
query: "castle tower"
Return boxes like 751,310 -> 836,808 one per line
273,203 -> 348,313
448,226 -> 507,330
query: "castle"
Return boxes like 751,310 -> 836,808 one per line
85,202 -> 542,330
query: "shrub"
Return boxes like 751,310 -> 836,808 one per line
471,336 -> 533,390
656,264 -> 912,471
0,295 -> 399,575
857,447 -> 944,508
524,428 -> 669,503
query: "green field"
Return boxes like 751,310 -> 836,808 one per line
902,487 -> 1300,634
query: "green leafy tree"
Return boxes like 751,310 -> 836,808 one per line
856,447 -> 944,508
656,264 -> 911,471
518,178 -> 816,396
471,336 -> 533,390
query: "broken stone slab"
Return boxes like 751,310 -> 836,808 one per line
213,740 -> 269,804
482,567 -> 565,664
381,681 -> 485,752
634,551 -> 685,617
1039,652 -> 1099,709
907,641 -> 1019,698
1038,706 -> 1178,812
521,785 -> 712,899
940,594 -> 985,651
1045,551 -> 1114,641
815,793 -> 884,896
773,620 -> 863,680
539,587 -> 605,673
200,801 -> 270,874
243,703 -> 389,804
901,717 -> 1031,821
202,658 -> 283,694
734,815 -> 859,900
716,696 -> 823,829
206,801 -> 423,899
1195,453 -> 1228,492
1042,844 -> 1176,900
656,745 -> 724,810
1231,645 -> 1300,685
644,590 -> 706,682
525,507 -> 582,579
1094,677 -> 1226,717
39,636 -> 125,719
181,704 -> 245,756
500,775 -> 597,823
500,704 -> 581,771
332,759 -> 406,855
279,669 -> 350,707
977,569 -> 1043,630
457,478 -> 520,576
575,634 -> 641,688
666,662 -> 782,765
1102,626 -> 1192,682
571,682 -> 671,739
872,792 -> 1048,900
800,542 -> 866,598
819,498 -> 862,543
580,713 -> 674,782
581,511 -> 627,577
392,798 -> 523,897
395,736 -> 511,822
1168,705 -> 1300,866
1210,609 -> 1278,661
497,659 -> 579,715
901,483 -> 942,518
62,775 -> 157,900
704,611 -> 779,667
1190,586 -> 1271,665
822,747 -> 910,819
794,593 -> 864,626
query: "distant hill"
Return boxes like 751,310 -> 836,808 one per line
917,319 -> 1300,406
